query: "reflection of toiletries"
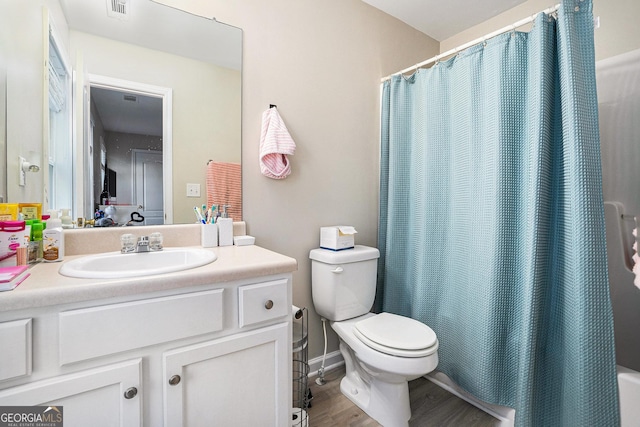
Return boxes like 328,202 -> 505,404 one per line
0,203 -> 19,221
60,209 -> 73,229
18,203 -> 42,220
100,189 -> 110,205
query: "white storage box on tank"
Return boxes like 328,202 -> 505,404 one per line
309,245 -> 380,321
320,226 -> 357,251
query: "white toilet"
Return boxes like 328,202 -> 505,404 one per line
310,245 -> 439,427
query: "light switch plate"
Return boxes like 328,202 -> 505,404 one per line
186,183 -> 200,197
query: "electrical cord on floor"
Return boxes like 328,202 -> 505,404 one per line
315,318 -> 328,385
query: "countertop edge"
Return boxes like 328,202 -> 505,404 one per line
0,245 -> 298,312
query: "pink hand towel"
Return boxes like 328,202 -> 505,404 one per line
260,107 -> 296,179
206,161 -> 242,221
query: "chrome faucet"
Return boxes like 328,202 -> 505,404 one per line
120,233 -> 163,254
136,236 -> 150,253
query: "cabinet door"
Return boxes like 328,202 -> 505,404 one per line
163,322 -> 290,427
0,359 -> 142,427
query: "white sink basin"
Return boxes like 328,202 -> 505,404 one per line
59,248 -> 217,279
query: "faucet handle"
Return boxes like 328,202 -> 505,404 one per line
149,232 -> 163,251
121,234 -> 136,253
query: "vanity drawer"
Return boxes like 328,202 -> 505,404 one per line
0,319 -> 32,382
59,289 -> 224,365
238,279 -> 288,327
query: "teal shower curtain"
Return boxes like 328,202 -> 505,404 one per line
377,1 -> 620,425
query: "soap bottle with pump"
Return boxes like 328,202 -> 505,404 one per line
43,210 -> 64,262
217,205 -> 234,246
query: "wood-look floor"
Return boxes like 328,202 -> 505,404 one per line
305,366 -> 501,427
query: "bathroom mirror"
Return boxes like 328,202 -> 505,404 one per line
1,0 -> 242,225
0,67 -> 6,204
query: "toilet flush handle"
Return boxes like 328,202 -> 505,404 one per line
331,267 -> 343,274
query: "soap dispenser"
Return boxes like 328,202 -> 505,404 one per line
43,210 -> 64,262
217,205 -> 234,246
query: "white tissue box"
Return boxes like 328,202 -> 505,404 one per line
320,226 -> 357,251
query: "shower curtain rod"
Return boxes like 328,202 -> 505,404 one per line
381,4 -> 560,82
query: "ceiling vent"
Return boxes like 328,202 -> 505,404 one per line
106,0 -> 130,21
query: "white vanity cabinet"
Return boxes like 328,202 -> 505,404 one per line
0,272 -> 293,427
0,358 -> 142,426
163,322 -> 289,426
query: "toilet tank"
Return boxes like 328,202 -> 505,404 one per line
309,245 -> 380,321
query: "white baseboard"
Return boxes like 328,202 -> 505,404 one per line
308,350 -> 344,377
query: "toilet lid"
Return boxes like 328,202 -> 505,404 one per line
354,313 -> 438,358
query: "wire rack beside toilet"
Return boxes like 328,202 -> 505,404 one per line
292,307 -> 310,427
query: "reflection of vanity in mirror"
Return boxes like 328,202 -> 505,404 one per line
0,0 -> 242,226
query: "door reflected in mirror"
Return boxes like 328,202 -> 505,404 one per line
90,82 -> 166,226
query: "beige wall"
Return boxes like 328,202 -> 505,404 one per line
163,0 -> 640,364
441,0 -> 640,62
157,0 -> 440,361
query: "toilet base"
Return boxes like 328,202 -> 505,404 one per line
339,342 -> 412,427
340,374 -> 411,427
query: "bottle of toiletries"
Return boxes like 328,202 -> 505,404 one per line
30,222 -> 43,262
60,209 -> 73,229
0,220 -> 28,267
100,188 -> 110,205
43,210 -> 64,262
217,205 -> 234,246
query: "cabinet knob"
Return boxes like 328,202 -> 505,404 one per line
264,300 -> 274,310
169,375 -> 181,386
123,387 -> 138,399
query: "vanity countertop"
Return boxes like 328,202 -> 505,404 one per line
0,245 -> 297,312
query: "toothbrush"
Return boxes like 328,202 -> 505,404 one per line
194,206 -> 205,224
210,205 -> 217,223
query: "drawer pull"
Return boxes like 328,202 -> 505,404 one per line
169,375 -> 181,386
124,387 -> 138,399
264,300 -> 274,310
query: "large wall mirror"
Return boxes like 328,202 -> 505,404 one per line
0,0 -> 242,226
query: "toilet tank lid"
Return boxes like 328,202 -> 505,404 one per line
309,245 -> 380,264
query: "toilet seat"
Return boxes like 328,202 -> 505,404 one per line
353,313 -> 438,358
